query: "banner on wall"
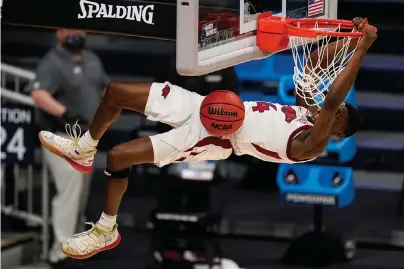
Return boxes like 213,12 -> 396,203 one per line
2,0 -> 177,40
1,105 -> 35,164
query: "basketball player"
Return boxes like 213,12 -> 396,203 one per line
39,18 -> 376,259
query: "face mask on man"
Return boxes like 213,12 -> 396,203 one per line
63,35 -> 86,52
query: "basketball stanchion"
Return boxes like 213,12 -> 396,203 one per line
148,162 -> 224,269
264,16 -> 372,265
277,164 -> 356,267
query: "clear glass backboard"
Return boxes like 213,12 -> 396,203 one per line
177,0 -> 337,76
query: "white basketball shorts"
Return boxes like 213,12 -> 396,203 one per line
145,82 -> 233,167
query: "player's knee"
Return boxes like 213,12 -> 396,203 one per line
104,82 -> 122,105
106,144 -> 130,172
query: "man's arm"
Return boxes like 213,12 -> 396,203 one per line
300,26 -> 377,151
296,38 -> 358,111
296,17 -> 365,110
30,55 -> 86,126
32,90 -> 66,116
305,49 -> 365,141
30,57 -> 66,117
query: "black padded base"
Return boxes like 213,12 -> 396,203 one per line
281,231 -> 355,268
148,235 -> 222,269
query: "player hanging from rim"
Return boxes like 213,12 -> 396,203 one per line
39,18 -> 376,259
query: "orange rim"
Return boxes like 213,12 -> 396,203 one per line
258,15 -> 377,39
285,18 -> 377,38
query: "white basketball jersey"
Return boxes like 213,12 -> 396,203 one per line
232,102 -> 314,163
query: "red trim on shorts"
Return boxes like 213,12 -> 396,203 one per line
251,143 -> 282,160
286,125 -> 313,162
184,136 -> 232,152
175,151 -> 204,162
174,136 -> 232,162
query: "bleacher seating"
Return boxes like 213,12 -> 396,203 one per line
236,54 -> 295,104
235,54 -> 295,82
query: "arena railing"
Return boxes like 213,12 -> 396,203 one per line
1,63 -> 50,260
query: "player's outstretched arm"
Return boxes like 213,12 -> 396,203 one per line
302,26 -> 377,148
308,17 -> 367,69
296,17 -> 368,110
322,26 -> 376,111
296,18 -> 368,109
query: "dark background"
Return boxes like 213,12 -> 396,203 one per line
1,0 -> 404,268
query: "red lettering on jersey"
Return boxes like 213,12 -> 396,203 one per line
251,143 -> 282,160
185,136 -> 232,152
252,101 -> 277,113
252,102 -> 298,124
281,105 -> 297,123
162,85 -> 170,99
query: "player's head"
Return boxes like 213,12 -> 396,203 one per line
330,102 -> 361,140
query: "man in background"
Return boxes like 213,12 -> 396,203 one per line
29,29 -> 109,264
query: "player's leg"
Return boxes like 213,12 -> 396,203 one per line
39,81 -> 199,173
87,81 -> 152,141
60,133 -> 179,259
38,82 -> 152,172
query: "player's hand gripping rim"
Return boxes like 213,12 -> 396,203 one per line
353,17 -> 377,51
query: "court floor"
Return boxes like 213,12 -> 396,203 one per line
5,170 -> 404,269
72,172 -> 404,269
25,230 -> 402,269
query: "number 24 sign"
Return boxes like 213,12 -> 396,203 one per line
1,105 -> 35,164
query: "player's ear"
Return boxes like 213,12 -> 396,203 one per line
333,132 -> 345,140
334,112 -> 341,120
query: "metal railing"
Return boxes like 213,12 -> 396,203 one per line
1,63 -> 50,260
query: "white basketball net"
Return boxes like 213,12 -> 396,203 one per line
289,23 -> 360,108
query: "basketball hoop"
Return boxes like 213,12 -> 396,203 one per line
257,14 -> 377,107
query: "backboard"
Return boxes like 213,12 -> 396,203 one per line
2,0 -> 336,76
176,0 -> 338,76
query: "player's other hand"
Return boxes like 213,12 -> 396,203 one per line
352,17 -> 368,31
358,26 -> 377,51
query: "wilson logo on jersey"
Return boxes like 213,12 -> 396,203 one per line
211,123 -> 232,130
208,107 -> 237,117
161,85 -> 170,99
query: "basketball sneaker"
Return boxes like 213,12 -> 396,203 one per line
38,123 -> 95,173
61,222 -> 121,259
